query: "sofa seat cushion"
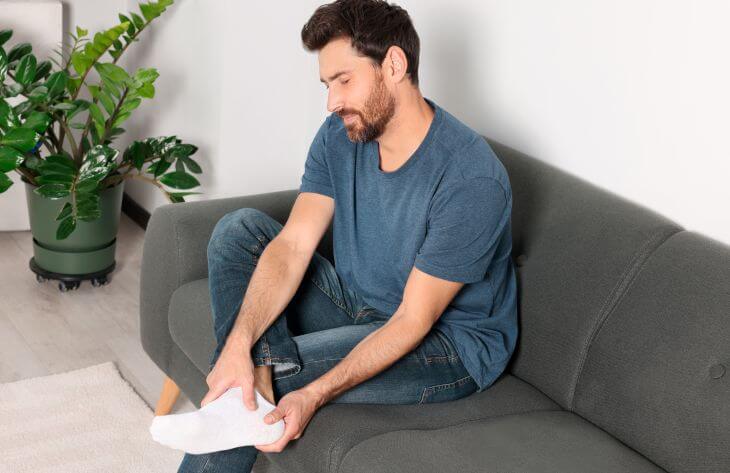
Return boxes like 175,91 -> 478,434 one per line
339,410 -> 665,473
268,375 -> 560,473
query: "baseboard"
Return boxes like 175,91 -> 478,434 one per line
122,192 -> 150,230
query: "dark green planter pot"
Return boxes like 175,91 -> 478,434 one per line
22,175 -> 125,276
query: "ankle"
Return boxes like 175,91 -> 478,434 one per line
254,365 -> 275,404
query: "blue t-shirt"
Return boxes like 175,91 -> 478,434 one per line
298,96 -> 518,392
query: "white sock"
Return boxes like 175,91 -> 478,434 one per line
149,386 -> 284,454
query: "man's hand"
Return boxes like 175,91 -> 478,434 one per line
254,387 -> 322,453
200,339 -> 258,410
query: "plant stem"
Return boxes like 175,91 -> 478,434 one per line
125,173 -> 174,203
57,118 -> 80,161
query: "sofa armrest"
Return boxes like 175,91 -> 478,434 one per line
139,188 -> 300,375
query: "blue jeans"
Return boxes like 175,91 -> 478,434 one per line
178,207 -> 477,472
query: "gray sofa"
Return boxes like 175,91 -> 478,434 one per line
140,138 -> 730,473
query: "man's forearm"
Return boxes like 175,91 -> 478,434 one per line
302,310 -> 432,406
226,237 -> 308,352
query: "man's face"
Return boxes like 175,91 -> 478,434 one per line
319,37 -> 396,143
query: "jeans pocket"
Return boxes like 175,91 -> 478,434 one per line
419,375 -> 478,404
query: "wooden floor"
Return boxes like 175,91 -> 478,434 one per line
0,214 -> 196,413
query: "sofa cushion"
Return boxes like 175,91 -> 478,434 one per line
572,231 -> 730,473
270,375 -> 560,473
339,410 -> 665,473
488,139 -> 683,409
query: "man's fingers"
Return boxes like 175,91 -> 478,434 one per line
264,408 -> 282,424
242,383 -> 258,411
200,383 -> 227,407
256,416 -> 298,452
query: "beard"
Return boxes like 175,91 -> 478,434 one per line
340,70 -> 396,143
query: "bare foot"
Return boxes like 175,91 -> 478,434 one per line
254,364 -> 275,404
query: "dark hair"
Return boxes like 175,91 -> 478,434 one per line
301,0 -> 420,87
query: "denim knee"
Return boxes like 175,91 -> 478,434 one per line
207,208 -> 271,258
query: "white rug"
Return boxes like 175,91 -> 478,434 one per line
0,361 -> 184,472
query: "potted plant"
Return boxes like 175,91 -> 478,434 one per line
0,0 -> 203,291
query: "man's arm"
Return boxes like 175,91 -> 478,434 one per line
302,265 -> 465,407
202,192 -> 334,409
226,192 -> 334,352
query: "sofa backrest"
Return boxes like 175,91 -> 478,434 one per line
571,230 -> 730,472
487,138 -> 683,410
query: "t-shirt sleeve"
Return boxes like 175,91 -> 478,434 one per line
414,176 -> 510,284
299,115 -> 334,199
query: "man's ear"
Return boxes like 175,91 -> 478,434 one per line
383,45 -> 408,83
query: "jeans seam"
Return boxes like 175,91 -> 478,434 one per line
419,374 -> 474,404
310,274 -> 355,319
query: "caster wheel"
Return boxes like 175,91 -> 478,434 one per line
36,274 -> 47,283
59,281 -> 81,292
91,277 -> 108,287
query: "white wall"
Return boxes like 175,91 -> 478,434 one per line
8,1 -> 730,245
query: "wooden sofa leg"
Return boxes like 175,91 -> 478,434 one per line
155,376 -> 181,415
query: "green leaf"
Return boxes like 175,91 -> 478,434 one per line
0,98 -> 21,132
130,13 -> 146,30
79,145 -> 117,182
169,143 -> 197,159
76,191 -> 101,221
67,99 -> 91,121
12,100 -> 34,117
28,85 -> 48,101
88,102 -> 105,127
56,215 -> 76,239
119,97 -> 141,115
0,128 -> 38,152
15,53 -> 37,86
35,182 -> 71,199
112,111 -> 131,128
159,171 -> 200,189
7,42 -> 31,63
0,29 -> 12,47
0,172 -> 13,193
70,23 -> 128,76
0,146 -> 24,172
98,91 -> 116,116
76,26 -> 88,38
38,161 -> 75,176
75,177 -> 99,193
37,173 -> 75,185
45,154 -> 77,171
23,111 -> 51,133
45,71 -> 68,97
137,82 -> 155,98
123,140 -> 150,170
69,122 -> 86,129
4,83 -> 24,98
95,62 -> 130,84
56,202 -> 73,221
119,14 -> 136,35
49,102 -> 76,111
181,156 -> 202,174
148,159 -> 171,177
33,60 -> 52,81
0,48 -> 8,81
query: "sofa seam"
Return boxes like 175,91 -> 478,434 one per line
567,227 -> 682,410
334,407 -> 564,473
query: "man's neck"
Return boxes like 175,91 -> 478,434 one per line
375,92 -> 435,172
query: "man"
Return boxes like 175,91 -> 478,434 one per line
177,0 -> 517,471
